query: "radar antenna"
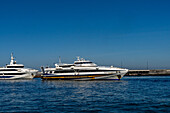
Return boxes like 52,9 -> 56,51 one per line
77,56 -> 80,61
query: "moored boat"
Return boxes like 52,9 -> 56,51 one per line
0,53 -> 38,80
41,57 -> 128,80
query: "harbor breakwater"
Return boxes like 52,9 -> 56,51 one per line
126,69 -> 170,76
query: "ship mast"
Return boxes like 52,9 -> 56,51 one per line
10,53 -> 14,65
59,56 -> 61,65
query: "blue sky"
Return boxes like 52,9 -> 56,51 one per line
0,0 -> 170,69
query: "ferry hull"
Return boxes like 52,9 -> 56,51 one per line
41,73 -> 126,80
41,57 -> 128,81
0,73 -> 37,80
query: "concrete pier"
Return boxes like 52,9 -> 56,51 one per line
126,69 -> 170,76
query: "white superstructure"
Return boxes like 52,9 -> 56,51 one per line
41,57 -> 128,80
0,53 -> 38,79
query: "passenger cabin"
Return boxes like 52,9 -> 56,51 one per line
57,64 -> 74,68
74,57 -> 97,67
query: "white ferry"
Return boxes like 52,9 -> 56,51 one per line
41,57 -> 128,80
0,53 -> 38,79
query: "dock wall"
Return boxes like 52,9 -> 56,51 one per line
126,69 -> 170,76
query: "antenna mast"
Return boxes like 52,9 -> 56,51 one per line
147,60 -> 149,70
121,60 -> 123,68
59,56 -> 61,65
10,53 -> 14,65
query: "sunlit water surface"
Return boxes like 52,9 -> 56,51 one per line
0,76 -> 170,112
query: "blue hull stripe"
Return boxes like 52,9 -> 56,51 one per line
0,76 -> 14,78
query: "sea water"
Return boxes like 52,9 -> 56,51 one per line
0,76 -> 170,112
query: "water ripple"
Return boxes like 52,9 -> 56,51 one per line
0,76 -> 170,112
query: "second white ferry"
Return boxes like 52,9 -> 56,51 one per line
0,53 -> 38,80
41,57 -> 128,80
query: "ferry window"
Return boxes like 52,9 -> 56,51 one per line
74,62 -> 81,64
85,62 -> 92,64
54,70 -> 75,73
0,69 -> 17,71
75,62 -> 93,64
7,66 -> 24,68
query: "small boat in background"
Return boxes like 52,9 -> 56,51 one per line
41,57 -> 128,80
0,53 -> 38,79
